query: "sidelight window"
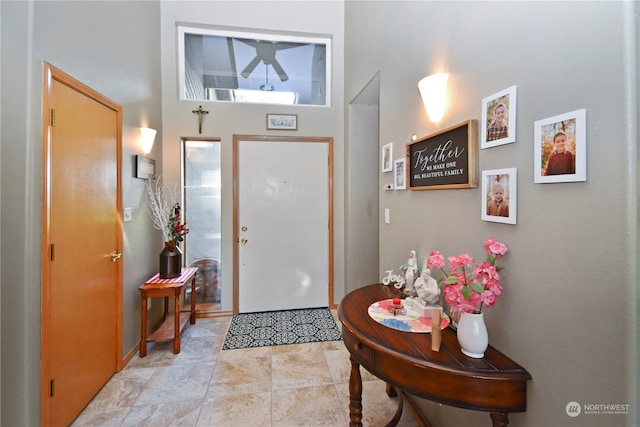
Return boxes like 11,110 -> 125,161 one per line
182,139 -> 225,313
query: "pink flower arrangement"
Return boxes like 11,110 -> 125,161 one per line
427,238 -> 508,314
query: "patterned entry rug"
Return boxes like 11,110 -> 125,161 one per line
222,307 -> 342,350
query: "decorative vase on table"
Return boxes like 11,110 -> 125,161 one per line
456,312 -> 488,358
159,241 -> 182,279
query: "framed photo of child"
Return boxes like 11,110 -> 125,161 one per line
382,142 -> 393,173
481,86 -> 517,149
394,158 -> 406,190
481,168 -> 517,224
534,108 -> 586,183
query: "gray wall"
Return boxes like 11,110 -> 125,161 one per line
0,1 -> 345,424
159,1 -> 346,309
345,1 -> 638,426
3,1 -> 638,426
346,74 -> 381,292
1,1 -> 163,424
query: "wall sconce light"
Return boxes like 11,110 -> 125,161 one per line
417,73 -> 449,123
139,127 -> 157,155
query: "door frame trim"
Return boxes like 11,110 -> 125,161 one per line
40,62 -> 123,425
232,134 -> 334,314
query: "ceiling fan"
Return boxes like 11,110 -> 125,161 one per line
237,39 -> 307,82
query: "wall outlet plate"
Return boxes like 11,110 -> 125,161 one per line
384,184 -> 394,191
124,207 -> 133,222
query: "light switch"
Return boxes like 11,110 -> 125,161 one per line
384,208 -> 390,224
124,207 -> 133,222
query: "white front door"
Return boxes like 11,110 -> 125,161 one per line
235,136 -> 331,313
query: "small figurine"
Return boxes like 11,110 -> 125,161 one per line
414,267 -> 440,305
400,250 -> 418,293
388,297 -> 407,316
409,262 -> 442,318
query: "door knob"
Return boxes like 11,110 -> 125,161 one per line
241,226 -> 248,231
241,238 -> 248,244
110,250 -> 122,262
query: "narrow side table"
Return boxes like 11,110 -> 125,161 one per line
139,267 -> 198,357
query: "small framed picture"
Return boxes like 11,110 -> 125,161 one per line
266,113 -> 297,130
382,142 -> 393,173
481,86 -> 517,149
394,158 -> 406,190
534,108 -> 586,183
135,155 -> 155,180
481,168 -> 517,224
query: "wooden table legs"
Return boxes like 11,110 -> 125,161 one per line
348,356 -> 512,427
490,412 -> 510,427
348,356 -> 363,427
140,295 -> 148,357
173,289 -> 181,354
189,275 -> 197,323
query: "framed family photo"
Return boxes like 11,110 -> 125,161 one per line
394,158 -> 406,190
382,142 -> 393,173
481,168 -> 517,224
481,86 -> 517,149
534,108 -> 586,183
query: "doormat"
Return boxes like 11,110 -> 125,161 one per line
222,307 -> 342,350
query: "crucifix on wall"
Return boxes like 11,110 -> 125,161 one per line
191,105 -> 209,134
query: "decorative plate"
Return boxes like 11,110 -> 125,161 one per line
368,299 -> 450,333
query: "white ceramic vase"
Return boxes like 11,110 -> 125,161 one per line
456,312 -> 488,358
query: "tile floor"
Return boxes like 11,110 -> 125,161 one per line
71,310 -> 418,427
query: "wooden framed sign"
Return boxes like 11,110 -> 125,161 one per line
407,120 -> 478,190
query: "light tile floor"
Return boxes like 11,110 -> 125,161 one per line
72,311 -> 418,427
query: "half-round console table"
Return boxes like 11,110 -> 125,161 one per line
338,283 -> 531,427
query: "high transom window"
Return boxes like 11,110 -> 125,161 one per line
178,25 -> 331,106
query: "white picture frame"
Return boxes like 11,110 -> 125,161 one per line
394,158 -> 406,190
382,142 -> 393,173
534,108 -> 586,183
481,168 -> 517,224
266,113 -> 298,130
481,86 -> 517,149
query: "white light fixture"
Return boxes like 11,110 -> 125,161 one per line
139,127 -> 157,154
418,73 -> 449,123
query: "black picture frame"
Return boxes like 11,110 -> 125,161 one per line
407,120 -> 478,190
135,155 -> 155,179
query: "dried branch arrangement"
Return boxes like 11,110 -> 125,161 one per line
145,177 -> 178,242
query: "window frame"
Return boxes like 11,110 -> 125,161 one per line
177,25 -> 332,106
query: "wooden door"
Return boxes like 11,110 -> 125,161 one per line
233,135 -> 333,313
41,63 -> 123,426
